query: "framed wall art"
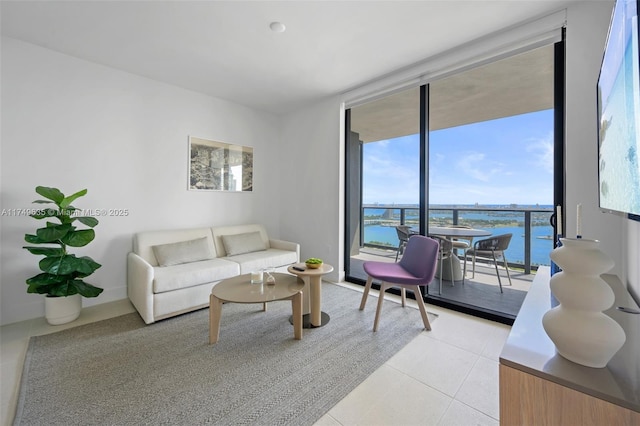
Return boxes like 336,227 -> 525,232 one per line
188,136 -> 253,192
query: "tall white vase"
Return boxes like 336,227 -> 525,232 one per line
542,238 -> 626,368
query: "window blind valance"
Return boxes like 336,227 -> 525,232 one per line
343,9 -> 566,109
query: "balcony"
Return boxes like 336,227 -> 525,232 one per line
348,205 -> 550,321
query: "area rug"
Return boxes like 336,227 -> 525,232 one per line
14,283 -> 436,426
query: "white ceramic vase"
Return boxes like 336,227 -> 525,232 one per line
542,238 -> 625,368
45,294 -> 82,325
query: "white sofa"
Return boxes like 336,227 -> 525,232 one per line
127,224 -> 299,324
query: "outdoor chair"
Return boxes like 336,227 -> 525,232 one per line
463,233 -> 513,293
359,235 -> 439,331
431,236 -> 455,295
394,225 -> 412,261
446,224 -> 473,255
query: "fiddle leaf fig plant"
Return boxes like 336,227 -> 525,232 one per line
23,186 -> 103,298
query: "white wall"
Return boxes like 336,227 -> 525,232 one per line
278,96 -> 343,282
565,0 -> 639,302
0,37 -> 283,325
280,1 -> 639,301
564,0 -> 626,277
628,220 -> 640,302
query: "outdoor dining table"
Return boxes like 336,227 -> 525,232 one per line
426,226 -> 493,281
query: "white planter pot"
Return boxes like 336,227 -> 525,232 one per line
542,238 -> 626,368
45,294 -> 82,325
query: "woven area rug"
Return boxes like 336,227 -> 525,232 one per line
14,283 -> 436,426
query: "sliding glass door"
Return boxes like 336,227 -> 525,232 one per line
345,87 -> 422,283
345,42 -> 564,323
424,44 -> 559,321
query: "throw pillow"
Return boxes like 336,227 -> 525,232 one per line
152,237 -> 214,267
221,231 -> 266,256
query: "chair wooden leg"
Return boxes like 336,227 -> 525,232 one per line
401,287 -> 406,307
359,276 -> 373,310
439,255 -> 443,295
413,286 -> 431,331
373,282 -> 388,332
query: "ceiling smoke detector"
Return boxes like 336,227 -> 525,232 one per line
269,22 -> 286,33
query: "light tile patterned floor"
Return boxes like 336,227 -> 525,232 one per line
1,283 -> 509,426
315,282 -> 508,425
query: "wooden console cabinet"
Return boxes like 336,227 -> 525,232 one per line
499,268 -> 640,425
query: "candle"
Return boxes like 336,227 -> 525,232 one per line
556,205 -> 562,236
576,203 -> 582,238
250,270 -> 263,284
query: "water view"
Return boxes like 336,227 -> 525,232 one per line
363,205 -> 554,267
361,110 -> 556,270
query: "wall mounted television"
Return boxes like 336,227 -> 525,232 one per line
597,0 -> 640,221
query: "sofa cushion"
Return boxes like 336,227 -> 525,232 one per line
221,231 -> 267,256
153,258 -> 240,294
152,237 -> 215,267
135,228 -> 215,266
224,248 -> 298,274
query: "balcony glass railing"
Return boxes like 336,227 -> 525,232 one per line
361,205 -> 554,273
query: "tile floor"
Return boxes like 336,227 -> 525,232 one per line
1,283 -> 510,426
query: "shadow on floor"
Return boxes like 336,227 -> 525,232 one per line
348,256 -> 531,318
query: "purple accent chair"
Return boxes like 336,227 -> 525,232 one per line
359,235 -> 440,331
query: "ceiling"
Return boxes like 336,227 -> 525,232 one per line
351,44 -> 555,142
1,1 -> 576,115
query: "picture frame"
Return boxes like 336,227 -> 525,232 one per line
188,136 -> 253,191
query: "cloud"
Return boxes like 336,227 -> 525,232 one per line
364,155 -> 416,180
456,152 -> 503,182
525,132 -> 554,173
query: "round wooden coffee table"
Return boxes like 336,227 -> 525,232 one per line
209,272 -> 305,344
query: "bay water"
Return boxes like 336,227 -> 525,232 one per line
363,207 -> 554,266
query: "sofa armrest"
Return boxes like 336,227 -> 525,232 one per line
269,239 -> 300,262
127,252 -> 155,324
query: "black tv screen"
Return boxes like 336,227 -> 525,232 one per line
597,0 -> 640,219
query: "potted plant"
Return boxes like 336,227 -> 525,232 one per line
23,186 -> 103,324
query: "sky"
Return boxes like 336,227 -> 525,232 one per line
362,109 -> 555,206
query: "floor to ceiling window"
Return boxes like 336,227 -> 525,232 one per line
345,42 -> 564,324
424,45 -> 558,320
345,87 -> 421,282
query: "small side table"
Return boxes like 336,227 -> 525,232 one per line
287,263 -> 334,328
